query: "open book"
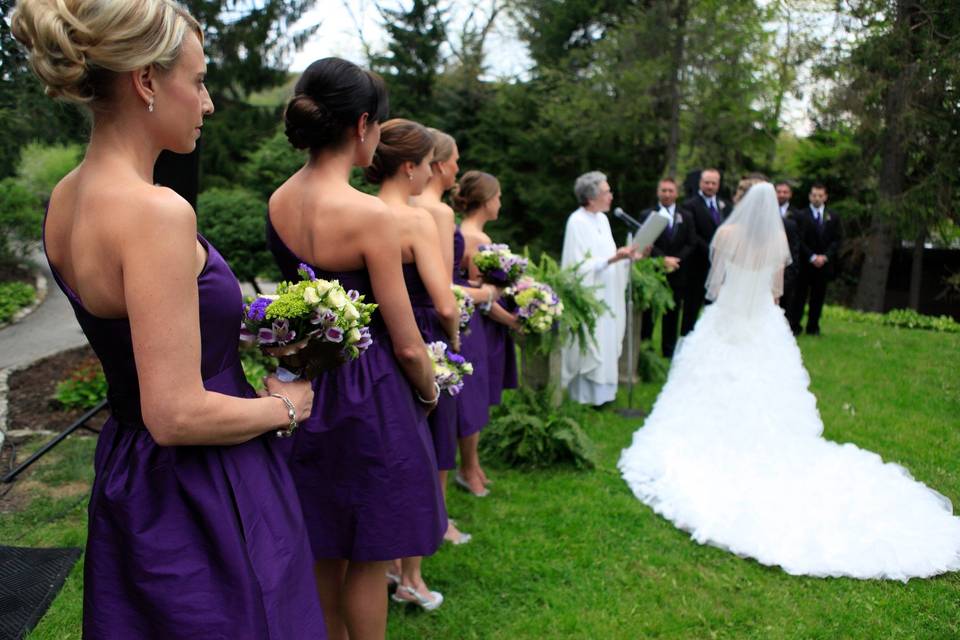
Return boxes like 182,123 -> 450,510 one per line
630,208 -> 672,250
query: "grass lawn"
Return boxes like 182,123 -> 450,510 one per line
5,314 -> 959,639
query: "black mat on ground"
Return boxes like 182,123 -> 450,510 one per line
0,545 -> 81,640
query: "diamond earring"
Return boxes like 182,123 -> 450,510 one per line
147,99 -> 154,113
408,173 -> 413,181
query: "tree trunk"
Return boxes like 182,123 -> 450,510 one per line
908,230 -> 924,310
663,0 -> 688,178
853,0 -> 915,312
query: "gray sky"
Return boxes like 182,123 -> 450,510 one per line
290,0 -> 835,135
291,0 -> 532,78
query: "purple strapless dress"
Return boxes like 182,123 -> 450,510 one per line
267,219 -> 446,561
44,231 -> 325,639
481,301 -> 519,406
405,263 -> 458,471
453,227 -> 490,437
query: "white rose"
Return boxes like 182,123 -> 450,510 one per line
314,279 -> 334,296
343,302 -> 361,321
303,287 -> 320,305
347,328 -> 362,343
327,289 -> 348,309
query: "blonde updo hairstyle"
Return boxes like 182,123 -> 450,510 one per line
452,170 -> 499,216
11,0 -> 202,108
427,128 -> 456,165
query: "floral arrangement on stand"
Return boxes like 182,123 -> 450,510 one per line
505,276 -> 564,335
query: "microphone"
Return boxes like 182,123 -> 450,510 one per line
613,207 -> 643,230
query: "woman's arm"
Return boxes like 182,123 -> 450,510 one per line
362,202 -> 436,402
412,210 -> 460,350
486,300 -> 520,331
125,192 -> 312,446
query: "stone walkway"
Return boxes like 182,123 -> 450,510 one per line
0,258 -> 88,371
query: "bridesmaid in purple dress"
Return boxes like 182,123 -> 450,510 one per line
364,118 -> 462,608
267,59 -> 446,636
452,171 -> 520,497
12,2 -> 325,637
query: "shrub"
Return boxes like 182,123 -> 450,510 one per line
631,257 -> 675,317
823,305 -> 960,333
55,358 -> 107,410
0,178 -> 43,264
196,187 -> 280,288
240,346 -> 271,392
0,281 -> 36,323
241,128 -> 307,200
480,386 -> 598,470
16,142 -> 83,201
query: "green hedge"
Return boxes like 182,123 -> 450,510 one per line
823,305 -> 960,333
0,281 -> 36,323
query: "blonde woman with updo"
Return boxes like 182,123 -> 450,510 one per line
453,170 -> 519,497
10,0 -> 325,637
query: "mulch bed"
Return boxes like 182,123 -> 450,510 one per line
6,346 -> 108,440
0,263 -> 36,287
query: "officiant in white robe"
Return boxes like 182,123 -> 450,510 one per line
561,171 -> 640,406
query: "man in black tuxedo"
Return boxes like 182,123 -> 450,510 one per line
683,168 -> 730,334
791,182 -> 842,336
775,181 -> 802,334
639,178 -> 697,357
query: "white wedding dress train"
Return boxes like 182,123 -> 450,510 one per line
618,263 -> 960,581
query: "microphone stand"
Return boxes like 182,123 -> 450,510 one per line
618,230 -> 645,418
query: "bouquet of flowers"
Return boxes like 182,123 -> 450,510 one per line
241,263 -> 377,380
506,277 -> 564,335
426,341 -> 474,396
451,284 -> 474,334
472,243 -> 527,287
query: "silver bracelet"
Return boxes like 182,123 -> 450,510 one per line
416,382 -> 441,406
270,393 -> 298,438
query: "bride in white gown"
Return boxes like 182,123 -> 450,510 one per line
618,181 -> 960,581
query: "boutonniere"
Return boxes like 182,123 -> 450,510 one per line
718,201 -> 726,210
825,213 -> 832,222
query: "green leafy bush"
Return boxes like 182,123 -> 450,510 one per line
196,187 -> 280,288
0,178 -> 43,264
823,305 -> 960,333
631,257 -> 675,317
16,142 -> 83,201
636,341 -> 670,383
480,386 -> 597,470
523,252 -> 609,355
240,346 -> 271,392
55,358 -> 107,410
241,128 -> 307,200
0,281 -> 36,323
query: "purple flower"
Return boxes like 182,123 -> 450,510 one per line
448,352 -> 466,365
246,297 -> 271,321
298,263 -> 316,280
324,326 -> 344,343
348,289 -> 360,302
264,319 -> 296,345
240,324 -> 256,342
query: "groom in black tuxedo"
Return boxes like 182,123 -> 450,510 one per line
775,181 -> 802,334
683,168 -> 730,334
791,182 -> 842,336
639,178 -> 697,358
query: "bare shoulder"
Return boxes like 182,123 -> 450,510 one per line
132,186 -> 196,234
